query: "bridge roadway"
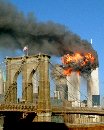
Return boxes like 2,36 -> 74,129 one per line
0,103 -> 104,115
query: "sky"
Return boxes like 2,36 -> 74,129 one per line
1,0 -> 104,102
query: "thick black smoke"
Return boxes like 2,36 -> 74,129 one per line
0,0 -> 98,68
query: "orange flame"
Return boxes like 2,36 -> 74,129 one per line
62,52 -> 95,76
62,53 -> 83,65
63,68 -> 73,76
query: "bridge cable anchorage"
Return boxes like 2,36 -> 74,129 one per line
49,61 -> 95,109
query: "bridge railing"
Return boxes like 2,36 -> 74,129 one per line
0,103 -> 37,112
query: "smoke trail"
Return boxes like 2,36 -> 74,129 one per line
0,0 -> 98,68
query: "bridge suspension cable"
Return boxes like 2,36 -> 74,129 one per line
49,61 -> 94,107
0,58 -> 95,107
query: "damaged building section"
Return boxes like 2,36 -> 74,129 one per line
51,51 -> 100,107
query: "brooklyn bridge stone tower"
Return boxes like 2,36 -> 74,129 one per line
5,54 -> 51,122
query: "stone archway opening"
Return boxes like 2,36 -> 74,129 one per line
17,72 -> 22,102
13,69 -> 22,103
32,71 -> 39,105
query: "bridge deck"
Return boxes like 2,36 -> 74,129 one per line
52,106 -> 104,115
0,103 -> 103,115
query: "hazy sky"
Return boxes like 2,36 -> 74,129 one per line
2,0 -> 104,101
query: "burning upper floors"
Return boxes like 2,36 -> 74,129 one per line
52,52 -> 100,107
61,52 -> 98,77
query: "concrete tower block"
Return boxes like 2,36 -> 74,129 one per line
55,77 -> 68,100
67,72 -> 80,107
87,67 -> 100,107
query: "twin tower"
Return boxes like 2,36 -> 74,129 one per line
54,67 -> 100,107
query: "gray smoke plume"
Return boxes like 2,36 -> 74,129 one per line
50,64 -> 64,80
0,0 -> 98,69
